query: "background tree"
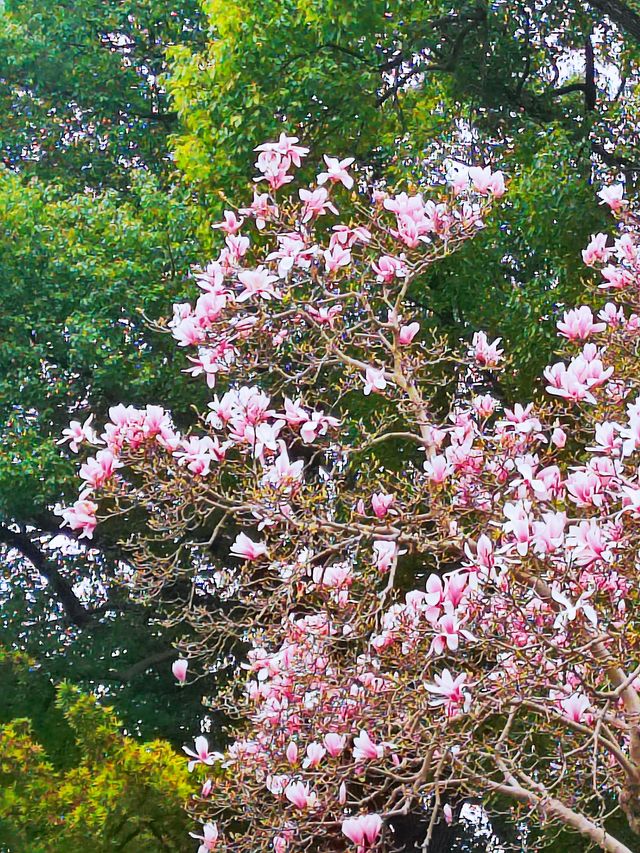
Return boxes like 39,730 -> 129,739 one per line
0,0 -> 212,740
0,660 -> 195,852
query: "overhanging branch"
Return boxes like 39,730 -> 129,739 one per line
0,524 -> 92,627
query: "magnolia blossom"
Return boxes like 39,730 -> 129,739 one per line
373,540 -> 398,573
284,780 -> 318,809
372,255 -> 406,283
172,659 -> 188,684
302,742 -> 326,769
559,692 -> 592,723
237,266 -> 280,301
582,233 -> 609,266
341,814 -> 383,848
190,822 -> 220,852
471,331 -> 503,367
323,732 -> 346,757
598,184 -> 625,211
371,492 -> 394,519
299,187 -> 337,222
398,322 -> 420,345
362,366 -> 387,396
58,415 -> 97,453
317,155 -> 355,189
557,306 -> 606,341
425,669 -> 471,716
56,497 -> 98,539
352,730 -> 385,762
212,210 -> 244,234
183,736 -> 223,772
230,532 -> 268,561
468,165 -> 506,197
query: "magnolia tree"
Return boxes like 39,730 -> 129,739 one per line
57,137 -> 640,852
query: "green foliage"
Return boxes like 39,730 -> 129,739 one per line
0,0 -> 215,753
0,168 -> 206,524
0,0 -> 205,189
0,675 -> 193,851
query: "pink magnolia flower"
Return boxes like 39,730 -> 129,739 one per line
273,835 -> 289,853
600,265 -> 634,290
56,497 -> 98,539
317,155 -> 355,189
330,224 -> 371,249
239,192 -> 278,230
341,814 -> 383,848
174,436 -> 227,476
373,540 -> 398,573
362,366 -> 387,396
230,532 -> 268,561
582,233 -> 610,266
302,742 -> 326,769
299,187 -> 337,222
472,394 -> 497,418
551,427 -> 567,448
299,411 -> 340,443
285,741 -> 298,764
284,780 -> 318,809
186,349 -> 228,390
598,184 -> 625,211
212,210 -> 244,234
172,315 -> 207,347
502,500 -> 532,556
323,732 -> 346,757
532,512 -> 566,556
58,415 -> 97,453
237,266 -> 281,301
306,304 -> 342,327
372,255 -> 406,283
183,736 -> 223,772
225,233 -> 250,263
352,730 -> 385,762
471,331 -> 503,367
551,586 -> 598,629
430,608 -> 473,655
264,444 -> 304,489
468,165 -> 506,197
559,692 -> 592,723
255,133 -> 309,167
312,561 -> 352,589
79,449 -> 122,491
423,454 -> 452,484
371,492 -> 394,518
172,659 -> 188,684
254,150 -> 294,190
194,261 -> 224,293
398,322 -> 420,346
323,244 -> 351,274
425,669 -> 471,716
557,306 -> 606,341
190,822 -> 220,852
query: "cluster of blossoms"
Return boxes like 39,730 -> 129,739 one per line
57,138 -> 640,853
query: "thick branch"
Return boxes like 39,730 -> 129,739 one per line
109,648 -> 175,682
489,776 -> 635,853
0,525 -> 91,627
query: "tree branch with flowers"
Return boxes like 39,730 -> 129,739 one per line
55,133 -> 640,852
